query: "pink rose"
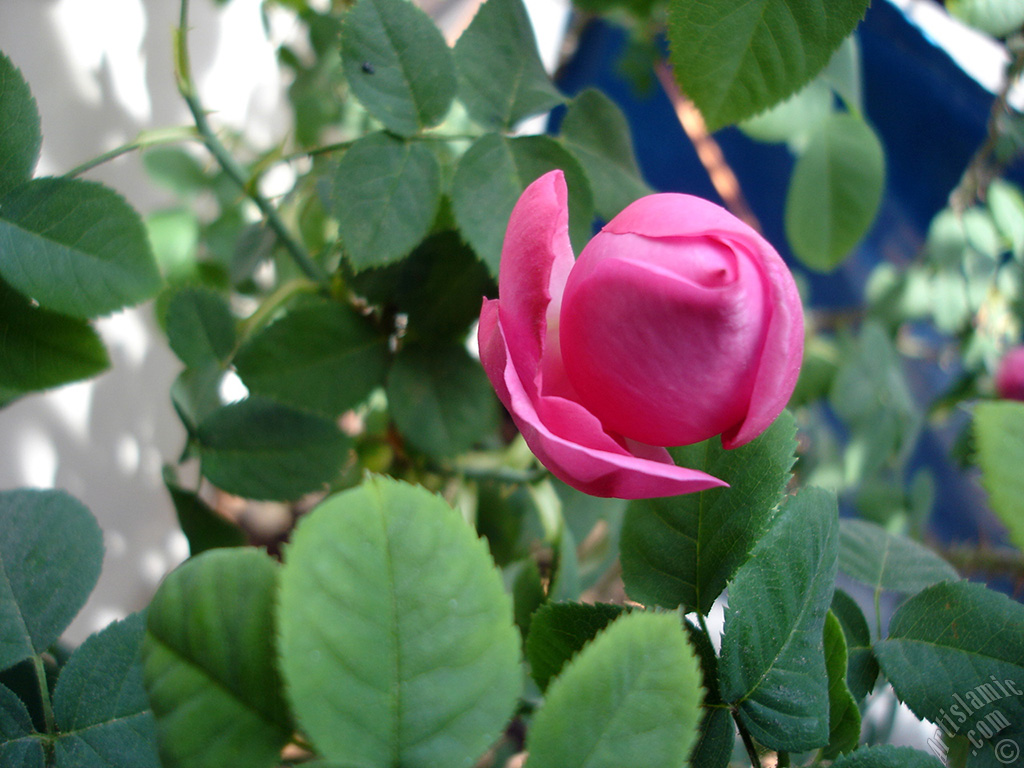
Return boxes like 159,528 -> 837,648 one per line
478,171 -> 804,498
995,346 -> 1024,401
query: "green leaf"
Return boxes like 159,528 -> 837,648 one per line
738,78 -> 833,150
0,177 -> 161,318
451,132 -> 594,276
142,549 -> 291,768
948,0 -> 1024,37
719,487 -> 839,752
386,343 -> 499,459
0,682 -> 44,768
0,489 -> 103,672
822,611 -> 862,759
0,280 -> 109,391
525,602 -> 625,691
277,476 -> 521,768
526,611 -> 703,768
831,745 -> 946,768
830,588 -> 879,700
560,89 -> 651,221
142,148 -> 210,197
452,0 -> 564,129
330,131 -> 441,270
341,0 -> 456,136
684,624 -> 733,768
512,558 -> 545,638
163,467 -> 245,555
838,519 -> 958,594
0,52 -> 41,197
987,179 -> 1024,259
874,581 -> 1024,768
234,298 -> 389,417
620,410 -> 797,615
667,0 -> 870,131
196,396 -> 350,501
974,400 -> 1024,553
163,287 -> 236,369
785,112 -> 885,271
52,612 -> 159,768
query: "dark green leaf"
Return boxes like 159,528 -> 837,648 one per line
277,476 -> 521,768
822,611 -> 862,759
831,588 -> 879,700
143,549 -> 291,768
164,287 -> 236,368
234,298 -> 389,417
163,467 -> 245,555
0,53 -> 40,197
525,602 -> 624,691
170,364 -> 225,436
684,623 -> 733,768
838,518 -> 958,595
667,0 -> 870,131
874,581 -> 1024,768
0,489 -> 103,672
197,396 -> 350,501
341,0 -> 456,136
974,401 -> 1024,553
0,280 -> 109,391
387,343 -> 499,459
452,0 -> 564,129
560,89 -> 650,221
512,558 -> 545,638
620,410 -> 797,615
830,745 -> 945,768
0,178 -> 161,318
719,487 -> 839,752
0,682 -> 43,768
526,612 -> 703,768
451,132 -> 593,275
330,131 -> 441,270
53,612 -> 159,768
785,112 -> 885,271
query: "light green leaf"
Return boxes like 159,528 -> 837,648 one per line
831,745 -> 946,768
974,400 -> 1024,553
197,396 -> 350,501
234,298 -> 389,417
0,178 -> 161,318
948,0 -> 1024,37
0,52 -> 41,197
278,477 -> 521,768
53,612 -> 159,768
830,588 -> 879,700
330,132 -> 441,270
839,519 -> 958,594
822,611 -> 861,759
451,132 -> 593,275
142,148 -> 210,197
785,112 -> 885,271
719,487 -> 839,752
341,0 -> 456,136
524,602 -> 625,691
739,78 -> 833,150
666,0 -> 870,131
164,287 -> 236,369
0,489 -> 103,672
620,411 -> 797,615
452,0 -> 564,129
526,612 -> 703,768
987,179 -> 1024,259
143,549 -> 291,768
874,581 -> 1024,768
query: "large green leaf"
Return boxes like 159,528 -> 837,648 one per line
839,519 -> 958,596
719,487 -> 839,752
0,178 -> 161,318
0,52 -> 41,197
196,396 -> 350,501
386,343 -> 499,459
0,489 -> 103,672
830,588 -> 879,700
234,298 -> 389,417
785,112 -> 885,271
52,612 -> 159,768
874,581 -> 1024,768
524,602 -> 625,691
620,411 -> 797,615
164,287 -> 236,369
340,0 -> 456,136
142,549 -> 291,768
974,400 -> 1024,553
0,682 -> 44,768
526,611 -> 703,768
330,131 -> 441,270
560,89 -> 650,221
667,0 -> 870,131
831,745 -> 945,768
452,0 -> 564,130
277,476 -> 521,768
0,280 -> 109,391
822,611 -> 861,760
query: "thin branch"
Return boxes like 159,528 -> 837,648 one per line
64,126 -> 201,177
733,708 -> 763,768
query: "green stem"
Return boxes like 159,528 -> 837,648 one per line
33,654 -> 55,734
236,276 -> 319,345
64,125 -> 201,177
733,709 -> 762,768
175,0 -> 327,284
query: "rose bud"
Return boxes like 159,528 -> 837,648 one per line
478,170 -> 804,498
995,345 -> 1024,401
